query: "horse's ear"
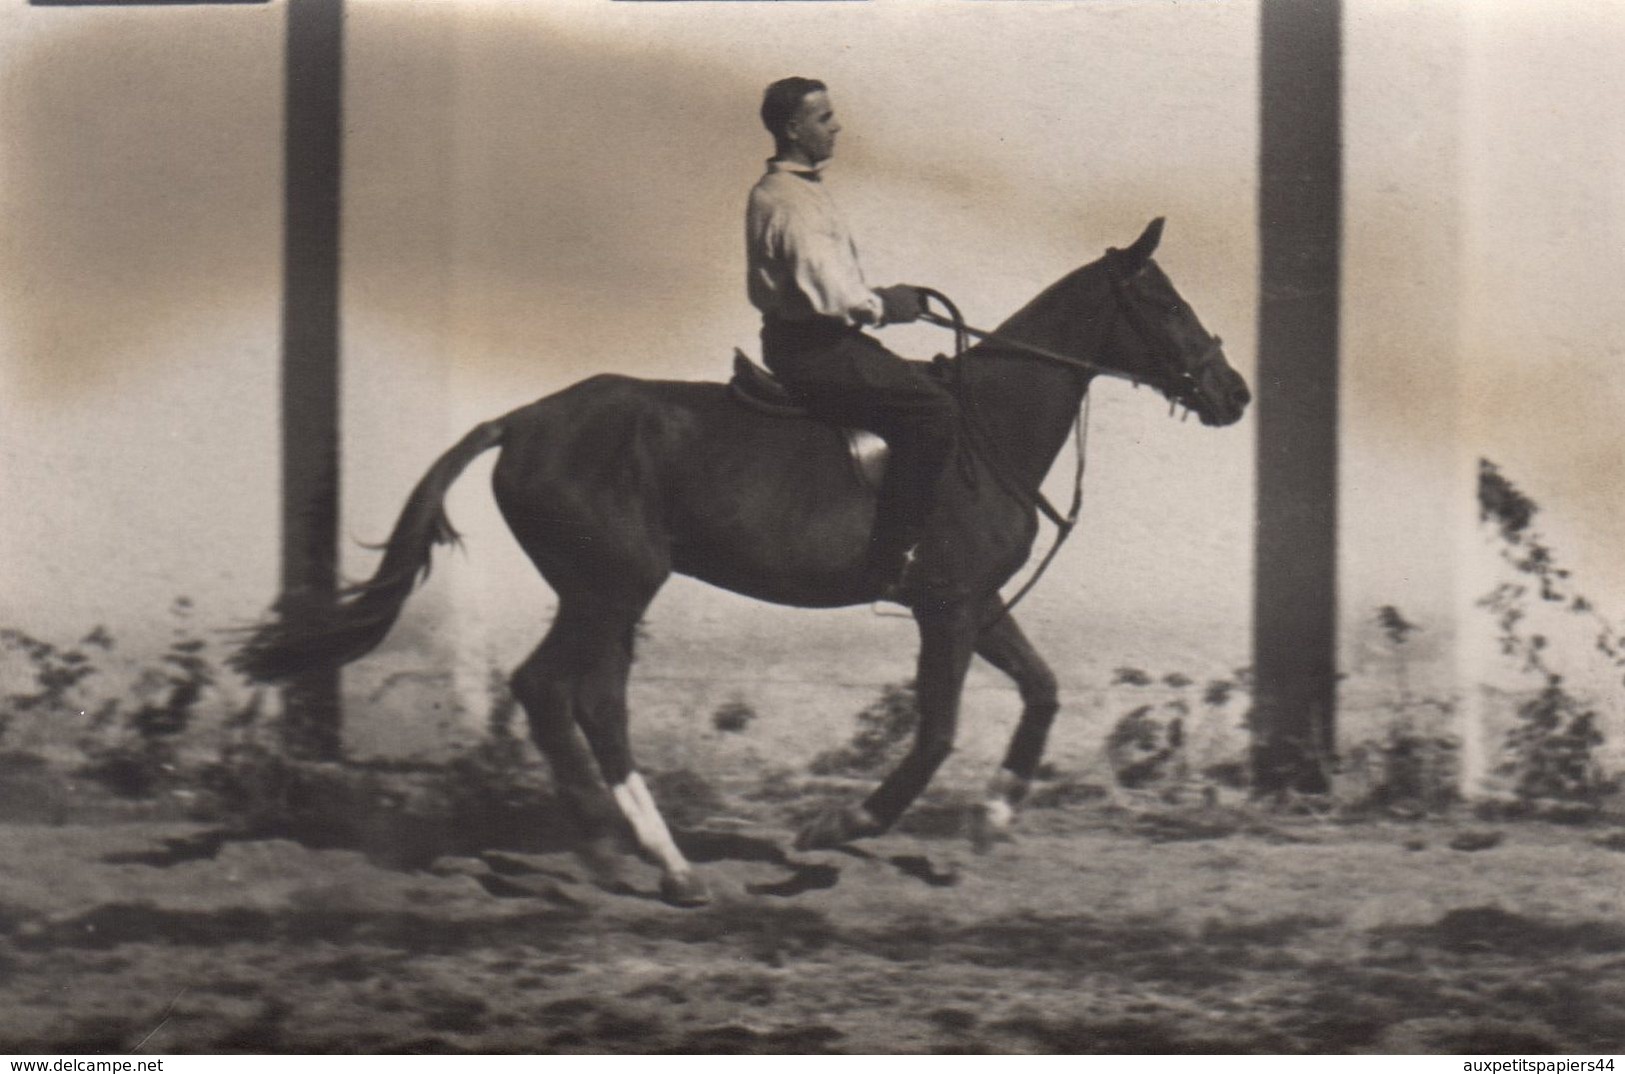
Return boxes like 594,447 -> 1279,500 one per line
1118,217 -> 1165,271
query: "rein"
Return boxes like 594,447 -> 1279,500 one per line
916,288 -> 1090,617
921,275 -> 1227,415
914,267 -> 1221,617
918,311 -> 1128,382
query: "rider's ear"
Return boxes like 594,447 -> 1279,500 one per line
1117,217 -> 1165,275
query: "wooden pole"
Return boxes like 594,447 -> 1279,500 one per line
1253,0 -> 1342,795
279,0 -> 344,760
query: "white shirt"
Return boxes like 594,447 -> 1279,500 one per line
746,159 -> 886,326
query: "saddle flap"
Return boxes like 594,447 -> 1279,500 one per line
729,349 -> 806,416
726,349 -> 887,490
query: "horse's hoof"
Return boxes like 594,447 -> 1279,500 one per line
968,802 -> 1018,855
795,805 -> 879,851
659,871 -> 711,908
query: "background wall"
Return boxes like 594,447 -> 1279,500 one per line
2,0 -> 1619,773
1456,0 -> 1625,773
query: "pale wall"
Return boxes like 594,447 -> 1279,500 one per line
1341,1 -> 1466,723
1457,1 -> 1625,770
0,5 -> 284,644
4,1 -> 1618,766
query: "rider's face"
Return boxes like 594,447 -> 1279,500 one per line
788,90 -> 842,164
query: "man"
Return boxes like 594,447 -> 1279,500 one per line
746,76 -> 958,598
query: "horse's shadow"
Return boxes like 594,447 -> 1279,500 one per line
677,829 -> 960,898
103,798 -> 961,904
673,828 -> 841,898
468,826 -> 961,902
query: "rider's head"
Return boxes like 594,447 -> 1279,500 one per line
761,77 -> 839,166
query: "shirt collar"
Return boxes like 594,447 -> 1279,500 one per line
766,157 -> 828,180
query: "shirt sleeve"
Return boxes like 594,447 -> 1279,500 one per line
765,203 -> 886,327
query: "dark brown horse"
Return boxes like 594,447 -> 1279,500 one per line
236,218 -> 1250,905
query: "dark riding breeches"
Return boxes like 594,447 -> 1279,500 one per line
761,318 -> 959,564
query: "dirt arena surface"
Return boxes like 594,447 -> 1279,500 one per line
3,764 -> 1623,1055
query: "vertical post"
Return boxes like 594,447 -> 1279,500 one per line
280,0 -> 344,759
1253,0 -> 1342,794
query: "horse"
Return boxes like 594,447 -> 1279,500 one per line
234,217 -> 1251,905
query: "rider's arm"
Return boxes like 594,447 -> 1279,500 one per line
779,222 -> 885,327
753,190 -> 886,327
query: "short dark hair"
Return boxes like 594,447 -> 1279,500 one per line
760,77 -> 827,145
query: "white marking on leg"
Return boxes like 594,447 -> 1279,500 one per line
983,797 -> 1015,832
984,769 -> 1030,832
611,772 -> 693,880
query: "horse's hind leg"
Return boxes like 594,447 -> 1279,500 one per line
514,595 -> 705,905
564,597 -> 709,907
969,606 -> 1061,848
510,624 -> 622,866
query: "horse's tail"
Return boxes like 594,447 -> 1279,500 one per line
231,417 -> 508,683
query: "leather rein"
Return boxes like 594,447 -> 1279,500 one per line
916,263 -> 1221,616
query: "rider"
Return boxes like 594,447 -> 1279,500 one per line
747,76 -> 959,599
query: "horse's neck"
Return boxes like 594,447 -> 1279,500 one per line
958,274 -> 1105,488
959,344 -> 1091,490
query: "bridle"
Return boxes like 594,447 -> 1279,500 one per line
913,254 -> 1225,617
1103,251 -> 1228,419
922,255 -> 1225,414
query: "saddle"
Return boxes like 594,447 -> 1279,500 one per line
728,350 -> 888,491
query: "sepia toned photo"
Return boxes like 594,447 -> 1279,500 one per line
2,0 -> 1623,1057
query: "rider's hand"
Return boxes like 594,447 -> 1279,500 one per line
877,284 -> 926,325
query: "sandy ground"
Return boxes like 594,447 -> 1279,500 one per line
2,757 -> 1624,1055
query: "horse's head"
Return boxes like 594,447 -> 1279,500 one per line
1101,219 -> 1251,427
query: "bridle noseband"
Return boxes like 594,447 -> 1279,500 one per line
1103,251 -> 1227,417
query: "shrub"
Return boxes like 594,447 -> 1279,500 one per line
0,624 -> 117,742
645,767 -> 728,828
1501,682 -> 1615,806
1478,460 -> 1617,812
1345,721 -> 1460,814
1104,704 -> 1185,789
1105,666 -> 1252,796
808,681 -> 918,776
712,696 -> 757,735
1,600 -> 237,799
78,598 -> 217,797
1342,605 -> 1461,815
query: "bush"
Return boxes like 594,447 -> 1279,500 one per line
196,743 -> 342,835
1,600 -> 237,799
1104,704 -> 1185,789
1104,666 -> 1252,797
1342,605 -> 1461,815
0,624 -> 117,741
79,599 -> 218,797
195,743 -> 560,864
712,696 -> 757,735
645,767 -> 728,829
1345,721 -> 1461,815
809,681 -> 917,776
1501,682 -> 1616,807
1478,461 -> 1617,813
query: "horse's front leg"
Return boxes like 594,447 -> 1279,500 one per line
968,604 -> 1060,849
795,601 -> 980,850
